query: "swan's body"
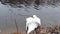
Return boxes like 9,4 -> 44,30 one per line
26,15 -> 41,34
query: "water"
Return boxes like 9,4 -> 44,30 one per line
0,0 -> 60,34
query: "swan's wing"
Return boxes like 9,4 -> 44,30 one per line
26,17 -> 33,23
34,17 -> 41,26
27,23 -> 38,34
26,17 -> 33,30
33,15 -> 41,25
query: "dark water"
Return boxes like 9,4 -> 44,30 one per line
0,0 -> 60,34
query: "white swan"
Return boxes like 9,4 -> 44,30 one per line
26,15 -> 41,34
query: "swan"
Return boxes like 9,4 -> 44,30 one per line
26,15 -> 41,34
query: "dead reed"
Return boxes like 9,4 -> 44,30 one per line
28,25 -> 60,34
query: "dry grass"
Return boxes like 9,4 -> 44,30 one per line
10,25 -> 60,34
28,25 -> 60,34
12,32 -> 20,34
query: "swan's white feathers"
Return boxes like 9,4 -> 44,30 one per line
26,15 -> 41,34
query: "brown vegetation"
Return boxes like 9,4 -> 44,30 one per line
11,32 -> 21,34
29,25 -> 60,34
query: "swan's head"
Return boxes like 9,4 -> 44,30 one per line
32,15 -> 37,18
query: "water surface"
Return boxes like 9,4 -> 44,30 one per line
0,0 -> 60,34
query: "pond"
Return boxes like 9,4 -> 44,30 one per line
0,0 -> 60,34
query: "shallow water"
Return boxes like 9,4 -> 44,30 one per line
0,1 -> 60,34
